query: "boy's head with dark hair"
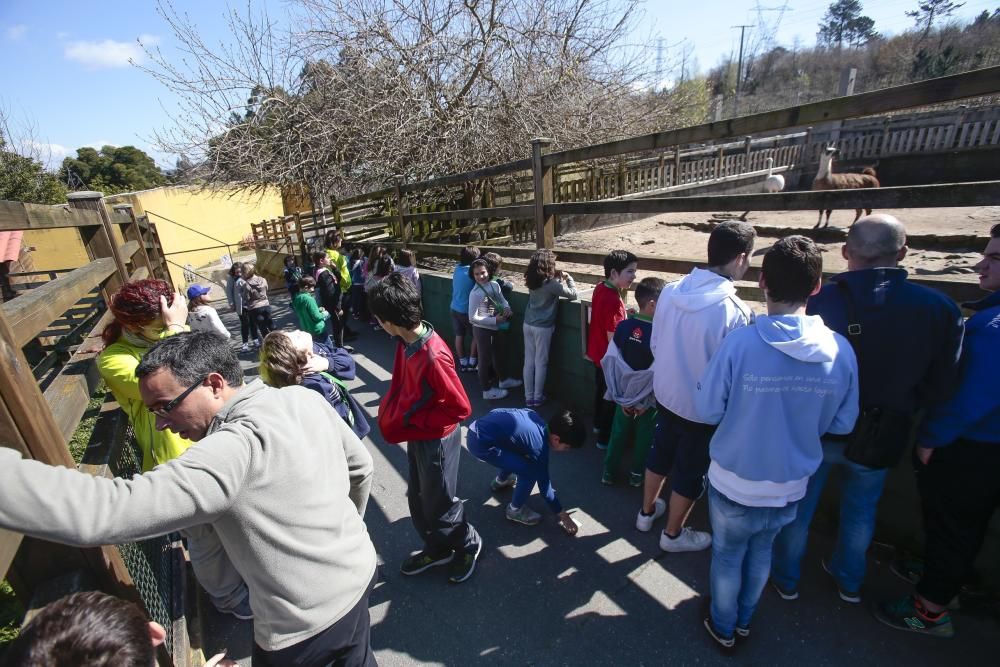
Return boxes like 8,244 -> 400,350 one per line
325,231 -> 343,249
311,251 -> 329,267
603,249 -> 638,288
3,590 -> 164,667
283,255 -> 297,267
761,236 -> 823,305
397,249 -> 415,267
635,277 -> 666,312
368,272 -> 423,335
707,221 -> 756,276
298,275 -> 316,291
483,251 -> 503,277
548,410 -> 587,450
460,246 -> 481,266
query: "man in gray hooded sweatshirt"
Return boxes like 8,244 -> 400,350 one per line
0,332 -> 378,666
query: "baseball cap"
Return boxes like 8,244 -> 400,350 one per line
186,284 -> 211,300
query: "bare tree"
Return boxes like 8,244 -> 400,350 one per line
141,0 -> 687,204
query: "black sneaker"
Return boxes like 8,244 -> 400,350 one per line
400,550 -> 453,576
822,558 -> 861,603
448,541 -> 482,584
770,579 -> 799,601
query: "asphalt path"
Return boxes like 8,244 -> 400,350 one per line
199,290 -> 996,666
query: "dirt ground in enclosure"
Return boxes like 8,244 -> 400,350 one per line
504,206 -> 999,281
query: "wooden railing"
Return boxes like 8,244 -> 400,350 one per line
0,192 -> 191,665
253,66 -> 1000,255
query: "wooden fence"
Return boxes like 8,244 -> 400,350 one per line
0,193 -> 192,665
252,67 -> 1000,300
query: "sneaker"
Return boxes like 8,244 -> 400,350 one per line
595,441 -> 608,450
703,617 -> 736,652
400,550 -> 454,576
466,359 -> 478,372
216,596 -> 253,621
240,343 -> 249,352
526,399 -> 539,408
771,580 -> 799,601
505,503 -> 542,526
660,526 -> 712,553
483,387 -> 509,400
535,395 -> 547,407
498,378 -> 523,390
735,625 -> 750,639
822,558 -> 861,603
873,595 -> 955,639
490,474 -> 516,492
601,471 -> 615,486
635,497 -> 667,532
629,472 -> 643,488
448,541 -> 482,583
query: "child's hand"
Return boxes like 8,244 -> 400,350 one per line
303,354 -> 329,374
557,511 -> 579,536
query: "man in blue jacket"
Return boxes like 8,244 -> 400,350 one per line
772,215 -> 964,604
695,236 -> 858,651
875,223 -> 1000,639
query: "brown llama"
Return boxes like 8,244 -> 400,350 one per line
812,145 -> 880,228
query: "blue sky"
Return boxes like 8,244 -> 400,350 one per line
0,0 -> 993,171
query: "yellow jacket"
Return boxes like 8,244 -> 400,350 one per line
325,248 -> 352,290
97,332 -> 193,471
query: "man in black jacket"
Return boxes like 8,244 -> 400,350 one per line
771,214 -> 964,604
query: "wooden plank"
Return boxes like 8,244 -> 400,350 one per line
399,158 -> 533,194
543,67 -> 1000,167
2,258 -> 117,347
548,181 -> 1000,216
0,200 -> 102,231
402,205 -> 534,223
0,528 -> 23,578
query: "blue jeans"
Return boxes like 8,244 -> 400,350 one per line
467,430 -> 546,510
708,485 -> 798,638
771,439 -> 889,594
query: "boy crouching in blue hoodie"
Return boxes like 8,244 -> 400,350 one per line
694,236 -> 859,651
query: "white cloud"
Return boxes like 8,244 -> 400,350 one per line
18,141 -> 68,169
64,34 -> 160,69
6,24 -> 27,40
55,31 -> 70,40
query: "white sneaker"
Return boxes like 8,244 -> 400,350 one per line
659,526 -> 712,553
483,387 -> 509,400
240,343 -> 249,352
498,378 -> 523,390
635,497 -> 667,532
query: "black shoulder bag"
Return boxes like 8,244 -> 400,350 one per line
836,280 -> 914,469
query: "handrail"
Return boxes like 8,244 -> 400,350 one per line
0,200 -> 103,231
542,66 -> 1000,166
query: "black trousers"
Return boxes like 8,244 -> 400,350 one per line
250,306 -> 274,337
252,572 -> 377,667
330,308 -> 346,348
239,309 -> 259,344
407,429 -> 480,557
916,438 -> 1000,606
593,365 -> 616,445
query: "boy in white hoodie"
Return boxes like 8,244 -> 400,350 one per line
694,236 -> 859,651
636,221 -> 756,554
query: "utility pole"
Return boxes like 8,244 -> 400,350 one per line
731,24 -> 752,116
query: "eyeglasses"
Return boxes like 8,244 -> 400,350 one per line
151,376 -> 207,418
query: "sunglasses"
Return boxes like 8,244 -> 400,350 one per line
151,376 -> 207,418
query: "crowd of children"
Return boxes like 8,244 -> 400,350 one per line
69,216 -> 992,662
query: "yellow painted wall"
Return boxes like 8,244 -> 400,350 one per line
22,186 -> 283,289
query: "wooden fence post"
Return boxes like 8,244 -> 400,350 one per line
616,158 -> 626,197
743,136 -> 752,172
531,138 -> 555,250
802,126 -> 814,165
715,145 -> 725,179
672,145 -> 682,186
67,192 -> 128,300
112,205 -> 153,278
294,213 -> 306,262
393,176 -> 411,247
658,154 -> 666,187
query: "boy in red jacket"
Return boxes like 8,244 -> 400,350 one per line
368,273 -> 482,583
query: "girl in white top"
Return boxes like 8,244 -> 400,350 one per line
468,258 -> 522,400
186,284 -> 230,338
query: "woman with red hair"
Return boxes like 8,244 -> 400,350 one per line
96,278 -> 251,619
98,279 -> 193,470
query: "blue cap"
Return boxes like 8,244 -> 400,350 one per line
186,284 -> 211,300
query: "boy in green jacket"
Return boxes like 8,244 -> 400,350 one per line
291,276 -> 332,346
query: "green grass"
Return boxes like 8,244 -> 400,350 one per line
0,579 -> 24,651
67,381 -> 107,465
